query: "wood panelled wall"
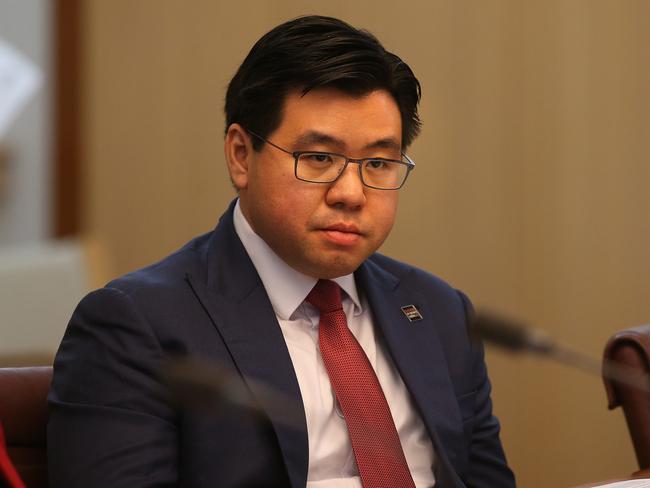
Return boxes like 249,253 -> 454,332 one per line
80,1 -> 650,486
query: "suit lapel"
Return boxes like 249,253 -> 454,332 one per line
356,260 -> 465,484
187,202 -> 308,488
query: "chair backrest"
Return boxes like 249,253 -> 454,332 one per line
0,367 -> 52,488
603,325 -> 650,473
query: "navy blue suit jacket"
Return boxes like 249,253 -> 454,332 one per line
48,202 -> 515,487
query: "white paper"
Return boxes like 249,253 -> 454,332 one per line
593,479 -> 650,488
0,37 -> 43,138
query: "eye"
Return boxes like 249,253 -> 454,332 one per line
365,159 -> 389,170
303,153 -> 334,164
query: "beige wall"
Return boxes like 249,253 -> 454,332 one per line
81,1 -> 650,486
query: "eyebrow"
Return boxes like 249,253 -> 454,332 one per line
294,131 -> 401,153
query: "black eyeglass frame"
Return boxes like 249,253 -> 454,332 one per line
247,130 -> 415,190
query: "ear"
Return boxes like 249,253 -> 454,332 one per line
224,123 -> 253,190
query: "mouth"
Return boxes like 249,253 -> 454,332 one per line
318,223 -> 363,246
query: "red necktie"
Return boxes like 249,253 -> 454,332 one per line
307,279 -> 416,488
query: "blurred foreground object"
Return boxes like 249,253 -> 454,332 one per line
471,311 -> 650,393
0,366 -> 51,488
162,356 -> 303,430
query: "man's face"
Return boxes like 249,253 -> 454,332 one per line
232,88 -> 402,279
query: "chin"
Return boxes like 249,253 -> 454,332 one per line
309,256 -> 363,280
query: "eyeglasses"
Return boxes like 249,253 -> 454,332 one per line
247,130 -> 415,190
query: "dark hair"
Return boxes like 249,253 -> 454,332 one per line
225,15 -> 422,149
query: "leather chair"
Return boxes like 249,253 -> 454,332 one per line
0,367 -> 52,488
603,325 -> 650,476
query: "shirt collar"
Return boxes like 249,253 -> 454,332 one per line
233,199 -> 361,320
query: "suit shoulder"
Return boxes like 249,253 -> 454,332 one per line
367,253 -> 459,294
365,253 -> 471,321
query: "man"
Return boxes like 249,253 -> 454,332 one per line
48,15 -> 515,487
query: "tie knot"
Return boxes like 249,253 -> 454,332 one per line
307,279 -> 343,314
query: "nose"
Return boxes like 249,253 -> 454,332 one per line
325,162 -> 366,209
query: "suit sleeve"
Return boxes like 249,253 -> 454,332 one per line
458,291 -> 516,488
47,287 -> 178,488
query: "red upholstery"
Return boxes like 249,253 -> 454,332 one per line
603,325 -> 650,473
0,367 -> 52,488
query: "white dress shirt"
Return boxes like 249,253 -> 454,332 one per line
233,200 -> 435,487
